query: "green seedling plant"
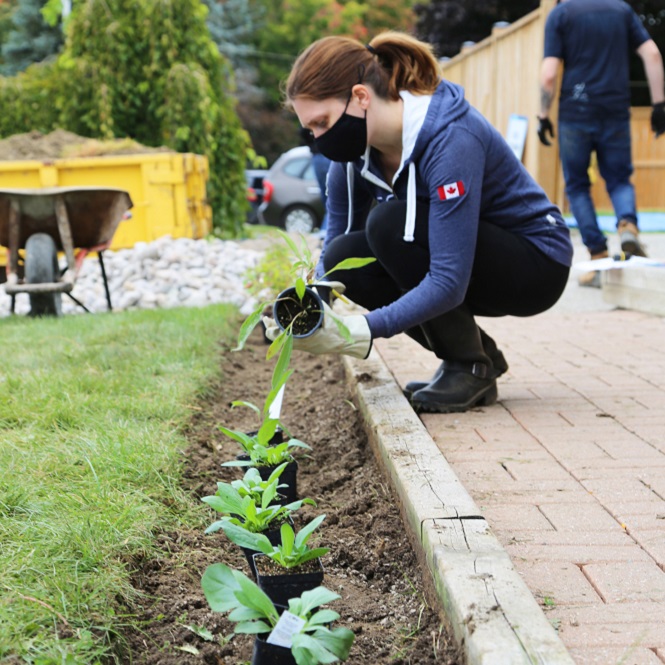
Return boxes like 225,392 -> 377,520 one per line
201,563 -> 355,665
201,471 -> 315,535
220,397 -> 310,469
214,514 -> 329,569
220,330 -> 309,467
235,230 -> 376,361
229,464 -> 290,504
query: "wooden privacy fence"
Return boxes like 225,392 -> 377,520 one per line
440,0 -> 665,214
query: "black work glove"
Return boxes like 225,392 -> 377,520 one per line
652,102 -> 665,138
537,117 -> 555,146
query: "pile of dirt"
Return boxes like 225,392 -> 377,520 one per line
121,328 -> 463,665
0,129 -> 172,161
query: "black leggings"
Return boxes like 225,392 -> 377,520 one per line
323,200 -> 569,319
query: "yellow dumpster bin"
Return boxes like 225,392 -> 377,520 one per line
0,151 -> 211,268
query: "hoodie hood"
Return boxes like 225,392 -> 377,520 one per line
340,80 -> 470,242
396,81 -> 469,241
400,80 -> 469,168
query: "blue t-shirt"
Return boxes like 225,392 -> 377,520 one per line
544,0 -> 650,121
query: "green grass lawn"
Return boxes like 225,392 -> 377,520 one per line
0,305 -> 237,664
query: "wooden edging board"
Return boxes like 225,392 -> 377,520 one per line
343,349 -> 575,665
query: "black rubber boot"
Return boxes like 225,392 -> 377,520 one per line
407,306 -> 499,413
403,326 -> 507,399
403,362 -> 443,400
411,361 -> 498,413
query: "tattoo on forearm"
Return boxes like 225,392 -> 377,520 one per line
540,88 -> 553,113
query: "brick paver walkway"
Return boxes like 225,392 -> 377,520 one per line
375,284 -> 665,664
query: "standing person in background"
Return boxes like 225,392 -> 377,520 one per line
300,127 -> 332,237
538,0 -> 665,288
264,32 -> 573,414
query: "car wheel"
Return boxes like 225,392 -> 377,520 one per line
282,206 -> 317,234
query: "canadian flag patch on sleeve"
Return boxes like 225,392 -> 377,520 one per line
437,181 -> 465,201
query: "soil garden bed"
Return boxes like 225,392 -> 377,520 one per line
123,326 -> 463,665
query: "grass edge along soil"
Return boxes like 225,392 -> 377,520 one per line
0,305 -> 238,664
123,326 -> 462,664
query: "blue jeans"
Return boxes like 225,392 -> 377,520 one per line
559,117 -> 637,256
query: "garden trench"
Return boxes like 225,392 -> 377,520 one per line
123,325 -> 463,664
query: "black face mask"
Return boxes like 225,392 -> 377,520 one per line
314,94 -> 367,163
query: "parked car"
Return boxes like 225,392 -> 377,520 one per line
258,146 -> 324,234
245,168 -> 269,225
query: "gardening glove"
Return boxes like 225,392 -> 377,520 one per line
537,117 -> 555,146
312,280 -> 346,305
652,102 -> 665,138
263,302 -> 372,359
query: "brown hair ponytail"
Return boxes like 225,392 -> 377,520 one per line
284,31 -> 442,106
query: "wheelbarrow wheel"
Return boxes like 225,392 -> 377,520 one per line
25,233 -> 62,317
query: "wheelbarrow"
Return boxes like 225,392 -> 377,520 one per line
0,186 -> 133,316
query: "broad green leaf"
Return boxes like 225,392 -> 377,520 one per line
321,256 -> 376,277
266,331 -> 287,361
231,400 -> 261,415
220,522 -> 272,553
257,417 -> 279,446
271,334 -> 293,393
305,609 -> 340,626
309,626 -> 355,659
218,426 -> 255,450
266,462 -> 288,484
295,277 -> 306,301
235,570 -> 280,621
234,620 -> 273,634
229,606 -> 266,622
201,563 -> 243,612
221,460 -> 251,468
206,483 -> 245,515
292,633 -> 338,664
261,480 -> 278,509
290,548 -> 329,566
204,519 -> 230,534
235,305 -> 267,351
294,514 -> 325,549
298,587 -> 341,616
278,229 -> 303,261
280,522 -> 295,556
287,438 -> 312,450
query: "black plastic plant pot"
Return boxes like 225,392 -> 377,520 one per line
253,554 -> 325,607
273,286 -> 324,338
242,519 -> 293,579
251,633 -> 296,665
257,460 -> 298,505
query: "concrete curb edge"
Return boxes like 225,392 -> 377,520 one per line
343,349 -> 576,665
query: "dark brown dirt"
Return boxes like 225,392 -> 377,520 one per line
121,327 -> 463,665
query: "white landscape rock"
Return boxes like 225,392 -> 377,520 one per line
0,235 -> 265,317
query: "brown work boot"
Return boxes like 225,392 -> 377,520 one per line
578,250 -> 609,289
617,219 -> 647,257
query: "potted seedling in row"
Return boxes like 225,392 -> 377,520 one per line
222,335 -> 306,503
202,469 -> 315,578
236,231 -> 376,357
218,515 -> 328,606
201,563 -> 354,665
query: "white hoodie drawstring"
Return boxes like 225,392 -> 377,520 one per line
403,162 -> 416,242
345,162 -> 355,235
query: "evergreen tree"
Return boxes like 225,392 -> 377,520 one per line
0,0 -> 62,75
203,0 -> 259,70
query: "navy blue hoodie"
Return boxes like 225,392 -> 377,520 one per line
321,80 -> 573,339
